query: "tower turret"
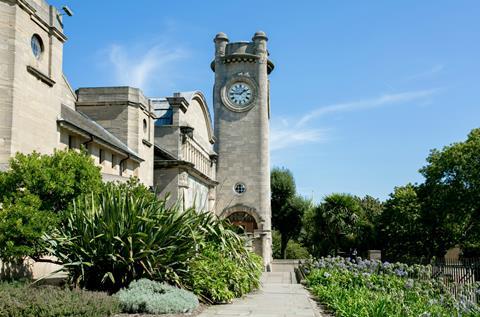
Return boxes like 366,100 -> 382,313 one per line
214,32 -> 229,57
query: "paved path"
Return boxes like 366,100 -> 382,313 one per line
197,272 -> 324,317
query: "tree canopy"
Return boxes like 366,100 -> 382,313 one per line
271,167 -> 311,258
418,128 -> 480,258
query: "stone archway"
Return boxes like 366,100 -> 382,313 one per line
221,204 -> 270,270
221,204 -> 263,233
227,211 -> 258,233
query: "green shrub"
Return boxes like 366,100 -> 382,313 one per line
0,193 -> 57,264
188,244 -> 263,303
115,279 -> 198,314
0,281 -> 120,317
0,149 -> 102,263
284,240 -> 310,259
0,149 -> 103,213
272,231 -> 310,259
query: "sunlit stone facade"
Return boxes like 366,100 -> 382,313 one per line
0,0 -> 273,268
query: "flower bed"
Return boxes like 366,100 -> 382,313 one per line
302,257 -> 480,317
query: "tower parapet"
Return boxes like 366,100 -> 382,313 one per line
211,31 -> 274,74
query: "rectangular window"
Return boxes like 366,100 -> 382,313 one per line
99,149 -> 105,164
112,154 -> 116,169
120,160 -> 127,176
68,135 -> 74,149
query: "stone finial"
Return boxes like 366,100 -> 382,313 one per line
252,31 -> 268,41
214,32 -> 229,42
252,31 -> 268,55
214,32 -> 229,57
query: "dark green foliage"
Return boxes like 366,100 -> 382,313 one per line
188,243 -> 263,303
418,128 -> 480,258
355,195 -> 383,251
0,150 -> 102,263
0,149 -> 103,213
272,230 -> 310,259
271,167 -> 296,215
0,194 -> 57,263
271,168 -> 311,258
115,279 -> 198,314
378,184 -> 425,263
307,193 -> 365,256
302,194 -> 383,258
44,181 -> 207,291
0,282 -> 120,317
44,180 -> 262,301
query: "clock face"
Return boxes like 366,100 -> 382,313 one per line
228,82 -> 252,106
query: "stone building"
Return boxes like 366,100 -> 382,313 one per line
0,0 -> 274,267
0,0 -> 154,184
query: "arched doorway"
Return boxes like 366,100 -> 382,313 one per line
227,211 -> 258,233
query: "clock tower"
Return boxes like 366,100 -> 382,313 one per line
212,31 -> 274,269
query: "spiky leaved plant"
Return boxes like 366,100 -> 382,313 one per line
44,182 -> 209,292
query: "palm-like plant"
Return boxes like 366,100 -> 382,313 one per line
316,193 -> 364,255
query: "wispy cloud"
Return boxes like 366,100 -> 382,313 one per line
104,42 -> 187,93
270,119 -> 328,151
404,64 -> 444,82
298,88 -> 439,126
271,88 -> 440,151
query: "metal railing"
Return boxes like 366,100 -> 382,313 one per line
432,258 -> 480,303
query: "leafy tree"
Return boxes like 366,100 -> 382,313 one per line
378,184 -> 425,263
271,168 -> 310,258
356,195 -> 383,252
271,167 -> 295,258
418,128 -> 480,258
0,149 -> 103,263
271,167 -> 296,216
272,230 -> 310,259
276,195 -> 312,259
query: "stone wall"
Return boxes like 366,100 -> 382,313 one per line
76,87 -> 154,187
0,0 -> 75,167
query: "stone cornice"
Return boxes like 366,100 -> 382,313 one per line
210,54 -> 275,74
75,100 -> 155,118
27,66 -> 55,86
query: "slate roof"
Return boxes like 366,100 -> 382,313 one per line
57,104 -> 143,161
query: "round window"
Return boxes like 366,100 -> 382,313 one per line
31,34 -> 43,59
143,119 -> 147,133
234,183 -> 246,194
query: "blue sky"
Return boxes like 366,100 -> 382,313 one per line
51,1 -> 480,201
